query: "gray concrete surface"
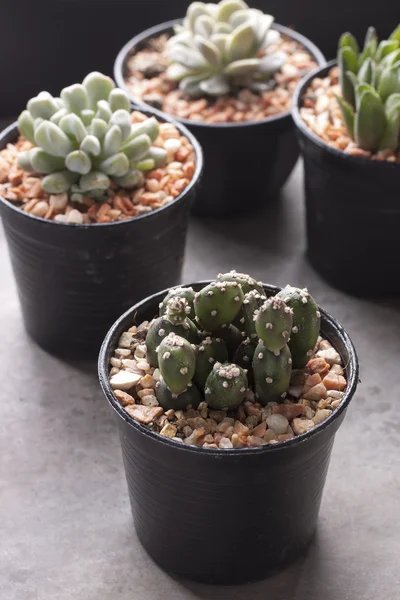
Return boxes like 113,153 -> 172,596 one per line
1,162 -> 400,600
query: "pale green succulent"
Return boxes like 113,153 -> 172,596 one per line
336,24 -> 400,152
17,72 -> 167,198
166,0 -> 287,97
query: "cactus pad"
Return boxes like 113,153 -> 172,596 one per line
194,281 -> 244,331
156,378 -> 202,410
254,295 -> 293,352
253,342 -> 292,405
194,336 -> 229,389
165,297 -> 192,325
233,337 -> 257,383
159,286 -> 196,320
205,362 -> 248,410
217,270 -> 264,295
157,333 -> 196,395
146,316 -> 199,367
236,289 -> 266,338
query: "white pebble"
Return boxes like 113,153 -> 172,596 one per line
137,360 -> 150,371
219,438 -> 233,449
31,200 -> 49,217
110,370 -> 141,390
266,414 -> 289,435
164,138 -> 182,152
313,409 -> 331,425
49,193 -> 68,210
66,209 -> 83,224
316,348 -> 341,365
54,214 -> 68,223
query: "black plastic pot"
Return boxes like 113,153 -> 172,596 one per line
114,20 -> 325,217
98,281 -> 359,585
0,113 -> 203,359
293,60 -> 400,297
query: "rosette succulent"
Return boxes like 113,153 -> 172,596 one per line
336,24 -> 400,152
17,72 -> 167,198
166,0 -> 287,97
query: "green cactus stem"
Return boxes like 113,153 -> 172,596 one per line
156,378 -> 202,410
276,286 -> 320,368
194,280 -> 244,331
159,286 -> 196,320
254,295 -> 294,353
165,297 -> 192,325
217,270 -> 264,294
193,336 -> 229,389
233,337 -> 257,383
236,289 -> 267,338
252,342 -> 292,405
213,323 -> 245,359
205,362 -> 248,410
146,316 -> 199,367
157,333 -> 196,395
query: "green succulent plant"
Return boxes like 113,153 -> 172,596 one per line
336,24 -> 400,152
166,0 -> 287,97
151,274 -> 321,411
17,72 -> 167,198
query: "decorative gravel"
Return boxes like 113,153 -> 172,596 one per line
124,34 -> 317,124
0,111 -> 196,224
108,319 -> 347,449
300,65 -> 400,163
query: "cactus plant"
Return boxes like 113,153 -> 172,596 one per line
336,25 -> 400,152
157,333 -> 196,394
143,275 -> 320,414
204,362 -> 248,410
276,286 -> 320,368
166,0 -> 287,97
17,72 -> 167,198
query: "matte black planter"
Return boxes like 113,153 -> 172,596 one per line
98,282 -> 359,585
114,20 -> 325,217
0,114 -> 203,359
293,60 -> 400,298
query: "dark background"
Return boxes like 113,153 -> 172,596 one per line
1,0 -> 398,117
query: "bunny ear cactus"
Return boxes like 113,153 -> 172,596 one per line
166,0 -> 287,97
158,333 -> 196,394
205,362 -> 248,410
336,24 -> 400,152
17,72 -> 167,198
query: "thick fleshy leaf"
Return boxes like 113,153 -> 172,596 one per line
96,99 -> 112,123
41,170 -> 78,194
357,57 -> 373,84
90,118 -> 108,140
217,0 -> 247,23
225,57 -> 260,75
228,8 -> 252,30
16,151 -> 34,172
80,135 -> 101,156
378,66 -> 400,102
132,158 -> 156,171
213,22 -> 232,35
29,148 -> 65,173
79,171 -> 111,192
363,26 -> 378,55
389,24 -> 400,42
199,74 -> 230,96
114,169 -> 144,189
335,95 -> 355,138
355,90 -> 387,152
187,2 -> 209,30
82,72 -> 115,109
375,40 -> 400,62
255,14 -> 274,47
121,133 -> 152,161
65,150 -> 92,174
146,146 -> 168,168
168,44 -> 207,70
34,121 -> 73,157
355,83 -> 377,111
27,92 -> 59,120
210,33 -> 230,57
179,73 -> 211,97
338,32 -> 359,54
127,117 -> 159,143
50,108 -> 68,125
18,111 -> 35,143
99,153 -> 130,177
80,109 -> 95,126
193,14 -> 214,37
103,125 -> 123,156
385,93 -> 400,117
60,84 -> 88,113
167,31 -> 196,49
110,109 -> 132,140
59,113 -> 87,143
194,35 -> 221,66
381,49 -> 400,68
166,63 -> 194,81
259,51 -> 286,75
379,109 -> 400,150
227,22 -> 256,62
108,88 -> 131,112
339,47 -> 358,105
264,29 -> 280,47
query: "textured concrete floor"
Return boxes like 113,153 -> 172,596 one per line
1,162 -> 400,600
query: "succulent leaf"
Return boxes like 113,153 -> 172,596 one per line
59,113 -> 87,143
18,111 -> 35,144
60,84 -> 88,113
389,23 -> 400,43
108,88 -> 131,112
218,0 -> 247,23
199,75 -> 230,96
65,150 -> 92,175
378,65 -> 400,102
194,34 -> 222,66
82,72 -> 115,109
27,92 -> 59,120
34,121 -> 73,158
80,135 -> 101,156
41,170 -> 78,194
99,153 -> 130,177
379,108 -> 400,150
29,148 -> 65,173
339,32 -> 359,54
79,171 -> 111,192
336,95 -> 355,138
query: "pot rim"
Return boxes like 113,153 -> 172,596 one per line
98,281 -> 359,456
292,59 -> 400,170
114,19 -> 326,130
0,108 -> 203,228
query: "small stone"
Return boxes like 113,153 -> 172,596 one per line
141,394 -> 159,407
247,436 -> 266,447
217,417 -> 235,432
316,348 -> 341,365
245,415 -> 259,429
165,409 -> 175,420
125,404 -> 163,424
140,374 -> 156,389
303,383 -> 327,401
203,434 -> 215,444
160,423 -> 177,438
266,414 -> 289,435
219,438 -> 233,449
326,390 -> 344,400
272,403 -> 305,420
49,193 -> 68,210
313,409 -> 331,425
209,410 -> 226,423
66,209 -> 84,224
303,373 -> 322,393
253,422 -> 267,437
292,418 -> 315,435
233,420 -> 250,436
307,357 -> 330,376
137,359 -> 150,371
110,370 -> 141,390
118,332 -> 134,349
264,430 -> 278,442
31,200 -> 50,218
110,357 -> 122,368
184,428 -> 206,446
330,364 -> 344,376
277,433 -> 294,441
331,399 -> 341,409
114,348 -> 131,358
231,433 -> 246,448
323,372 -> 347,391
183,426 -> 193,437
114,389 -> 135,406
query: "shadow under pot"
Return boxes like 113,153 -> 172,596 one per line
114,20 -> 325,218
98,282 -> 359,585
0,113 -> 203,360
292,60 -> 400,298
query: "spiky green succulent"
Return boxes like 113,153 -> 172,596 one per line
166,0 -> 287,97
17,72 -> 167,198
336,24 -> 400,152
147,274 -> 321,414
